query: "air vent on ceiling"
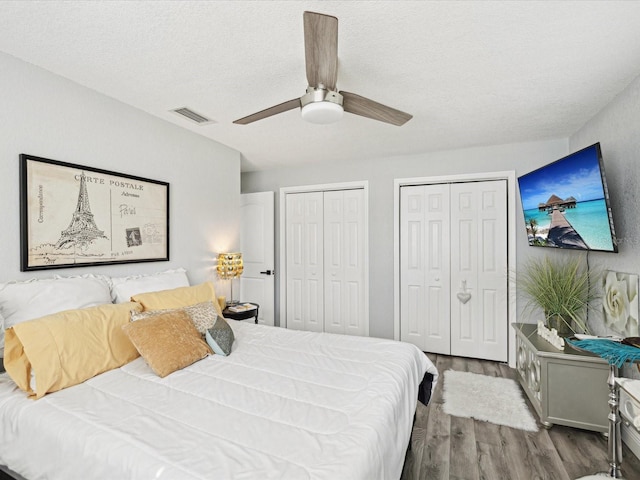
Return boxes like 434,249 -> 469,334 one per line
171,107 -> 216,125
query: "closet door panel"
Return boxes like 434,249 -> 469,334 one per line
323,191 -> 344,334
286,194 -> 306,331
347,280 -> 360,330
342,189 -> 365,336
324,189 -> 365,336
400,184 -> 451,353
304,193 -> 324,332
400,187 -> 425,349
285,192 -> 324,332
450,180 -> 507,361
450,185 -> 478,355
476,181 -> 508,359
305,277 -> 323,331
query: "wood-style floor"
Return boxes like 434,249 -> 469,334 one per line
402,353 -> 640,480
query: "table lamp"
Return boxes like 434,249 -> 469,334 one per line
216,252 -> 243,305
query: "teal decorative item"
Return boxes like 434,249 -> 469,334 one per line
566,338 -> 640,368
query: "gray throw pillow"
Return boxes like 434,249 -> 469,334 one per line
205,316 -> 235,356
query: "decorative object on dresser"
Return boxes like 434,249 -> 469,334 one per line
536,320 -> 566,349
513,323 -> 609,432
216,252 -> 243,304
517,254 -> 601,336
20,154 -> 169,271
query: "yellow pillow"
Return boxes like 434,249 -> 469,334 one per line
4,302 -> 142,399
131,282 -> 224,318
122,310 -> 211,377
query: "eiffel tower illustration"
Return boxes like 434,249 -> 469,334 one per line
55,171 -> 107,249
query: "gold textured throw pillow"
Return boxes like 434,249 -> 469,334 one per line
122,310 -> 211,377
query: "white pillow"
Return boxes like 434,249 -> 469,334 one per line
0,275 -> 112,356
108,268 -> 190,303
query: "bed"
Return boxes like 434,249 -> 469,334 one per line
0,274 -> 436,480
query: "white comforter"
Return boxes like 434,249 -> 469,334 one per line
0,322 -> 436,480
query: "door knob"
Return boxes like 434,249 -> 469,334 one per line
259,270 -> 274,275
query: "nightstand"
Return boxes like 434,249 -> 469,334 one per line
222,303 -> 259,324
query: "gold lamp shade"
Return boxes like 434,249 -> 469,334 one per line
216,252 -> 243,279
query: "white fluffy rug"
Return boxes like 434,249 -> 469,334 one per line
442,369 -> 538,432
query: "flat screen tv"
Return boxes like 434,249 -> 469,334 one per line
517,143 -> 618,252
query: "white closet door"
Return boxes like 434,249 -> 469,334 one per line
285,192 -> 324,332
450,180 -> 508,361
324,189 -> 366,336
400,184 -> 451,353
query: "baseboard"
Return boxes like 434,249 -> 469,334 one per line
622,420 -> 640,461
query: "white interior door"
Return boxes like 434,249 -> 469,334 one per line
450,180 -> 508,361
240,192 -> 275,325
323,189 -> 366,336
285,192 -> 324,332
400,184 -> 451,353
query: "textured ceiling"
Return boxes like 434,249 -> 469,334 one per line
1,1 -> 640,172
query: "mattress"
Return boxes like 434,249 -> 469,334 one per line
0,322 -> 436,480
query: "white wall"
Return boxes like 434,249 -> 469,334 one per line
569,71 -> 640,448
569,72 -> 640,337
0,52 -> 241,289
242,138 -> 568,338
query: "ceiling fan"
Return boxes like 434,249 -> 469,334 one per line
233,11 -> 413,127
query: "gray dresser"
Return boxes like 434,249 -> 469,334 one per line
513,323 -> 609,432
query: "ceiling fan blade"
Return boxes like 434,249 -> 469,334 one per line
304,11 -> 338,90
233,98 -> 301,125
340,91 -> 413,126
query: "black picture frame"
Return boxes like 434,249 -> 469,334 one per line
20,154 -> 170,271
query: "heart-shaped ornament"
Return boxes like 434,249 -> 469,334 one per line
457,292 -> 471,304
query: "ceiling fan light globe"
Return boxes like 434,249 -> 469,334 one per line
301,101 -> 343,124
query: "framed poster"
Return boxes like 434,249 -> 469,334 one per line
20,154 -> 169,271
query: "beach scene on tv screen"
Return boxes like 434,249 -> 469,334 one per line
518,146 -> 616,251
